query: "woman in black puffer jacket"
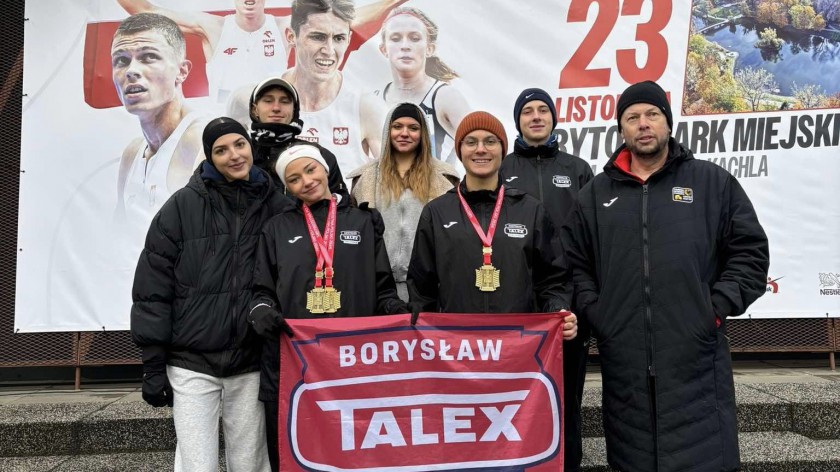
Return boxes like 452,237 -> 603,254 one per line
130,117 -> 291,472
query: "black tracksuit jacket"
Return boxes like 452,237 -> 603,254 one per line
131,163 -> 292,377
407,181 -> 570,314
501,139 -> 594,224
251,196 -> 407,401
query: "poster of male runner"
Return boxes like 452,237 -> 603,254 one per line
16,1 -> 840,332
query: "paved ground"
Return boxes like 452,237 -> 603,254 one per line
0,357 -> 836,405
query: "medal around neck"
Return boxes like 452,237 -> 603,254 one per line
456,185 -> 505,293
475,247 -> 501,292
303,198 -> 341,314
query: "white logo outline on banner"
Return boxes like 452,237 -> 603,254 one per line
289,371 -> 560,471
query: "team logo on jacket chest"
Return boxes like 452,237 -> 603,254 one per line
672,187 -> 694,203
551,175 -> 571,188
504,224 -> 528,238
334,127 -> 349,145
340,230 -> 361,245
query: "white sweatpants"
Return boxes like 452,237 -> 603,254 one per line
168,366 -> 269,472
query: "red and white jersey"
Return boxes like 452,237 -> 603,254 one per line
298,85 -> 369,185
206,15 -> 285,104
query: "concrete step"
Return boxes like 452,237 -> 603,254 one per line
0,433 -> 837,471
581,432 -> 840,472
0,383 -> 838,458
581,382 -> 840,438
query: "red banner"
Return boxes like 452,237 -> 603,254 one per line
279,312 -> 565,471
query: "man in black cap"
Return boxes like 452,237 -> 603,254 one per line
500,87 -> 592,472
131,117 -> 290,471
559,81 -> 769,472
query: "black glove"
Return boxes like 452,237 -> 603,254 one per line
249,303 -> 293,338
141,366 -> 173,408
409,302 -> 422,326
140,345 -> 172,408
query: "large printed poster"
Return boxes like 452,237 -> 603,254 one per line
16,1 -> 840,331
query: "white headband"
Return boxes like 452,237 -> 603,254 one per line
275,144 -> 330,186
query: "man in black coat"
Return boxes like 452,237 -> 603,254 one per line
248,143 -> 407,471
501,88 -> 594,472
561,81 -> 769,472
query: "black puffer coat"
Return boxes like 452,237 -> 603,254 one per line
131,163 -> 292,377
560,139 -> 769,471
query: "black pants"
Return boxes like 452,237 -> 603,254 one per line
563,333 -> 590,472
264,400 -> 279,472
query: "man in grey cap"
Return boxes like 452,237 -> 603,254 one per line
248,77 -> 347,198
560,80 -> 769,472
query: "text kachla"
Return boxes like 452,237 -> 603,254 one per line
339,339 -> 503,367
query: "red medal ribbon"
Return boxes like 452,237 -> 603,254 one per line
456,184 -> 505,265
302,196 -> 337,288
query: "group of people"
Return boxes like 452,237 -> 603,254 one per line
130,76 -> 770,472
119,3 -> 770,472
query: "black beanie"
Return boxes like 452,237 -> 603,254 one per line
616,81 -> 673,131
513,88 -> 556,135
202,117 -> 250,162
390,102 -> 423,124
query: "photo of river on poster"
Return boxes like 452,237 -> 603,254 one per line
685,1 -> 840,114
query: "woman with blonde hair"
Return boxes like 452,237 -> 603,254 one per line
347,102 -> 458,301
377,7 -> 470,170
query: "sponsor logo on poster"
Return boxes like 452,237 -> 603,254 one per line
300,128 -> 319,144
766,276 -> 782,294
819,273 -> 840,296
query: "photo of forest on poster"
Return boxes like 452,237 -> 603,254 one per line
684,0 -> 840,114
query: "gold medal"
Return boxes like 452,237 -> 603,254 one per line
474,246 -> 500,291
457,185 -> 506,294
303,200 -> 340,315
322,286 -> 342,313
306,287 -> 326,314
475,264 -> 501,292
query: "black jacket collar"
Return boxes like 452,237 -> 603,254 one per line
512,136 -> 560,157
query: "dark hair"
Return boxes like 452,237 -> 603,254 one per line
113,13 -> 186,59
381,7 -> 459,82
291,0 -> 355,34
